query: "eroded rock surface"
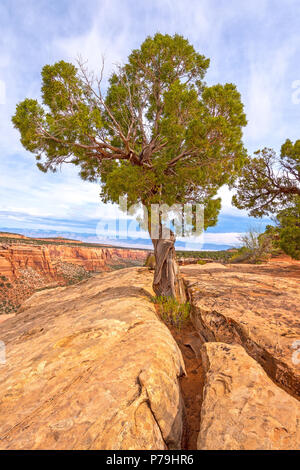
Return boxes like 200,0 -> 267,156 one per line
198,342 -> 300,450
0,267 -> 185,450
182,262 -> 300,399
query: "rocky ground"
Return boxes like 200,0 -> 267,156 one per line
182,259 -> 300,400
198,342 -> 300,449
0,268 -> 185,450
0,259 -> 299,450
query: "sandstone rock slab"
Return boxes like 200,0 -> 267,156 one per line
182,262 -> 300,399
198,342 -> 300,450
0,267 -> 185,450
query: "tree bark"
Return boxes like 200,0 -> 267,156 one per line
151,225 -> 186,302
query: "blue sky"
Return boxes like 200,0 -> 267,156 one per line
0,0 -> 299,248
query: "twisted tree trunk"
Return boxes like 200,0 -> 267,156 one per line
151,224 -> 186,302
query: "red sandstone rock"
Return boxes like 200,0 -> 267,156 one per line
0,237 -> 147,315
0,243 -> 147,281
0,268 -> 185,450
182,261 -> 300,399
198,342 -> 300,450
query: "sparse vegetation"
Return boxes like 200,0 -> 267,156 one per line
144,253 -> 156,269
197,259 -> 207,265
0,299 -> 19,315
0,233 -> 147,251
229,228 -> 275,264
152,295 -> 191,330
109,259 -> 144,271
176,250 -> 233,262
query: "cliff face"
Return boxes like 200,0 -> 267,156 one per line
0,238 -> 147,314
0,243 -> 146,281
0,244 -> 56,280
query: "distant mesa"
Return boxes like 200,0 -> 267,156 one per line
36,236 -> 84,244
0,232 -> 28,239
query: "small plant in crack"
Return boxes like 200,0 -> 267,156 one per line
152,296 -> 191,330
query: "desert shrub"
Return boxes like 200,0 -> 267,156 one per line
229,246 -> 253,263
152,296 -> 191,329
144,253 -> 156,269
230,228 -> 274,264
176,250 -> 232,262
197,259 -> 207,265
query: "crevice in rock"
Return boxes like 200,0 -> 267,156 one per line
135,373 -> 169,450
144,398 -> 169,450
163,321 -> 205,450
191,302 -> 300,401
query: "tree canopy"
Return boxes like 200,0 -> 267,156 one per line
233,140 -> 300,259
232,141 -> 300,217
12,33 -> 247,297
13,33 -> 247,226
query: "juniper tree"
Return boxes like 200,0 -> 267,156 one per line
12,33 -> 247,299
233,140 -> 300,259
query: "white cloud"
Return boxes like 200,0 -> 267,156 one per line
203,232 -> 242,245
243,42 -> 297,145
1,0 -> 300,240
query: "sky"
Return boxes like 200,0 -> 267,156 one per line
0,0 -> 300,248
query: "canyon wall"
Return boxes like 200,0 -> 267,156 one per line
0,237 -> 147,314
0,243 -> 147,281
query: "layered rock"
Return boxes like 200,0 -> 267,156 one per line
0,243 -> 147,281
0,240 -> 148,314
182,262 -> 300,399
198,342 -> 300,450
0,244 -> 56,280
0,267 -> 185,450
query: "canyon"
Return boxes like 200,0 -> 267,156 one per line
0,233 -> 147,315
0,258 -> 299,449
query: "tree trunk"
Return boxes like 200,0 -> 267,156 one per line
151,227 -> 186,303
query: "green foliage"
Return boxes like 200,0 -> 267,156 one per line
176,250 -> 233,262
233,144 -> 300,218
233,140 -> 299,259
144,253 -> 156,269
152,295 -> 191,330
276,198 -> 300,259
233,139 -> 300,217
13,33 -> 247,233
229,246 -> 252,263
